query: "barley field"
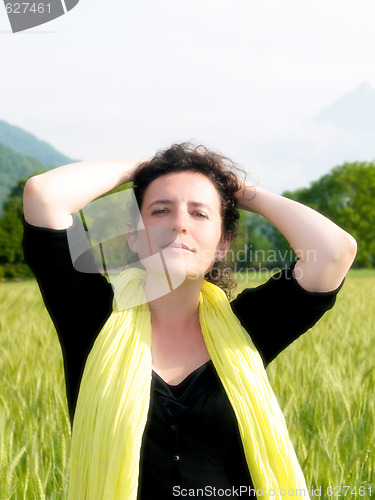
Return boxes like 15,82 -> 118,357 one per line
0,272 -> 374,499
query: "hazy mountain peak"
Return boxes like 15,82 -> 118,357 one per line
355,80 -> 374,93
313,81 -> 375,132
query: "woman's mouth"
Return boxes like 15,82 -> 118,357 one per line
161,242 -> 194,252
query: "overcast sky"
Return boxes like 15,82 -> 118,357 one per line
1,0 -> 375,192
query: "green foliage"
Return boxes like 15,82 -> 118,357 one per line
0,176 -> 35,279
283,162 -> 375,268
228,211 -> 295,273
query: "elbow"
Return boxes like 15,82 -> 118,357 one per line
23,175 -> 38,198
24,174 -> 43,196
344,232 -> 357,267
296,231 -> 357,293
23,175 -> 39,206
329,230 -> 357,271
24,175 -> 46,207
23,175 -> 52,222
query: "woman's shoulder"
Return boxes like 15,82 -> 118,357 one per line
230,263 -> 344,365
22,213 -> 114,349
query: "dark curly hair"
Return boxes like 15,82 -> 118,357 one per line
130,142 -> 246,299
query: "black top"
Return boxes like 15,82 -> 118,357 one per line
22,216 -> 342,499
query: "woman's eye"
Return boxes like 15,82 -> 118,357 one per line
194,212 -> 208,219
151,209 -> 169,215
151,209 -> 208,219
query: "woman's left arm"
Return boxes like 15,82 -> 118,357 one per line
236,185 -> 357,292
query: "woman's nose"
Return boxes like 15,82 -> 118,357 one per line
172,210 -> 188,233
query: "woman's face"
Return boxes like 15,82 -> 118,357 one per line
129,171 -> 230,282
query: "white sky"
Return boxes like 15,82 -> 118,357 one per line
1,0 -> 375,192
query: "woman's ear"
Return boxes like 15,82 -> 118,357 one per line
215,233 -> 231,261
126,224 -> 138,253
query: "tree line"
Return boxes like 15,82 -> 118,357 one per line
0,161 -> 374,279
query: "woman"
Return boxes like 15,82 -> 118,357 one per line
23,143 -> 356,499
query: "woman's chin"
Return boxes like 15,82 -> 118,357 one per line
140,253 -> 185,292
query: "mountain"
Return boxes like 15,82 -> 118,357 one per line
313,81 -> 375,132
0,119 -> 78,213
0,119 -> 75,167
250,81 -> 375,194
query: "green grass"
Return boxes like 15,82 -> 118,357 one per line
0,282 -> 71,499
0,276 -> 374,499
265,276 -> 375,498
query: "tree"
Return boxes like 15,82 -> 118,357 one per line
226,210 -> 292,273
0,176 -> 36,278
283,161 -> 375,268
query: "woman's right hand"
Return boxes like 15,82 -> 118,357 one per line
23,158 -> 147,229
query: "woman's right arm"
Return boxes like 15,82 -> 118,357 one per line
23,159 -> 146,229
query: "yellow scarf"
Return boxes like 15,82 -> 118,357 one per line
68,268 -> 310,499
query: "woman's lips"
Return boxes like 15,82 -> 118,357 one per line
161,242 -> 194,252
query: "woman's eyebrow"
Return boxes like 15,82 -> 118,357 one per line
146,199 -> 173,209
146,200 -> 212,211
189,201 -> 212,212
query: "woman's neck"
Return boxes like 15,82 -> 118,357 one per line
145,274 -> 203,329
145,274 -> 210,384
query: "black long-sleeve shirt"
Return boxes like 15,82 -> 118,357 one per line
22,216 -> 342,499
